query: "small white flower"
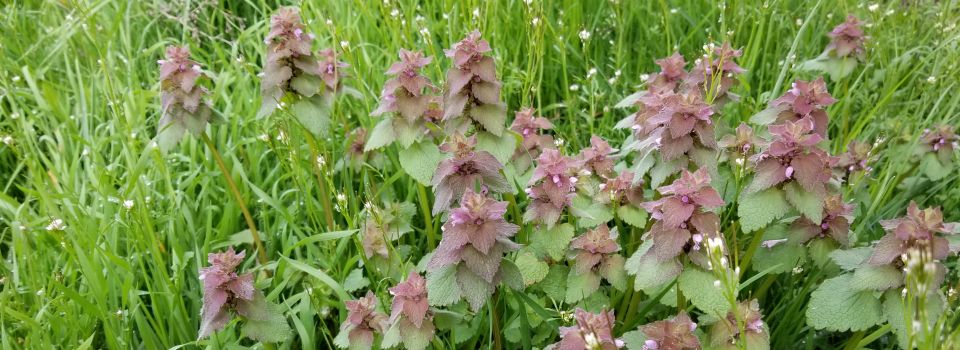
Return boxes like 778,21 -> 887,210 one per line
336,193 -> 347,202
325,19 -> 333,26
340,41 -> 350,49
123,200 -> 134,210
713,280 -> 721,288
46,219 -> 67,231
867,3 -> 879,12
578,29 -> 591,41
569,84 -> 580,91
607,77 -> 617,84
614,69 -> 622,77
795,18 -> 803,26
640,73 -> 650,81
554,138 -> 565,147
927,76 -> 937,84
531,17 -> 540,26
1,135 -> 12,145
390,9 -> 400,17
669,8 -> 678,14
36,289 -> 45,296
316,155 -> 327,168
792,266 -> 804,274
472,8 -> 480,18
419,27 -> 430,36
587,68 -> 597,78
12,76 -> 21,82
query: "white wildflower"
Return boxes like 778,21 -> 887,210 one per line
578,29 -> 591,41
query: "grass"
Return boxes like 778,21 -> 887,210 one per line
1,0 -> 959,349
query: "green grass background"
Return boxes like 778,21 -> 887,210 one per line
1,0 -> 959,348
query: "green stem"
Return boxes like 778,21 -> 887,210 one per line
201,133 -> 269,266
417,183 -> 436,249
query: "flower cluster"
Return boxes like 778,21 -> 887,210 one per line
524,149 -> 581,227
548,309 -> 623,350
636,313 -> 700,350
827,15 -> 867,61
920,125 -> 957,161
835,140 -> 873,176
718,122 -> 760,159
597,171 -> 644,208
708,300 -> 768,349
568,225 -> 627,294
260,7 -> 347,116
509,107 -> 555,172
427,189 -> 519,310
157,46 -> 214,151
442,31 -> 507,137
368,49 -> 436,148
336,291 -> 388,350
647,52 -> 688,93
385,272 -> 435,350
867,201 -> 958,267
746,117 -> 836,195
756,77 -> 837,138
578,135 -> 617,177
638,169 -> 725,264
431,134 -> 510,214
685,42 -> 745,102
791,195 -> 854,246
648,91 -> 717,162
360,202 -> 415,259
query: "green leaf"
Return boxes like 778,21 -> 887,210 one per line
565,269 -> 601,303
751,224 -> 806,274
808,238 -> 839,268
290,74 -> 322,97
516,250 -> 549,286
738,188 -> 790,233
649,158 -> 680,188
469,103 -> 506,136
398,141 -> 444,186
535,264 -> 569,302
883,289 -> 946,349
156,118 -> 186,152
529,223 -> 575,261
920,152 -> 951,180
678,267 -> 731,316
499,258 -> 524,291
570,194 -> 614,228
381,321 -> 401,348
616,205 -> 648,228
291,95 -> 331,136
237,293 -> 291,343
399,319 -> 435,350
282,256 -> 350,301
806,274 -> 883,332
476,130 -> 517,164
784,182 -> 823,222
625,241 -> 681,291
364,118 -> 396,151
621,329 -> 649,350
456,265 -> 494,311
599,254 -> 627,290
343,268 -> 369,292
393,118 -> 422,148
748,106 -> 782,125
615,90 -> 647,108
828,247 -> 874,270
426,264 -> 461,307
850,265 -> 903,291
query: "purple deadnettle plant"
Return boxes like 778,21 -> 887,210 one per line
564,225 -> 627,302
547,308 -> 623,350
631,312 -> 701,350
647,52 -> 688,94
426,189 -> 520,310
157,46 -> 217,151
752,77 -> 837,138
509,107 -> 555,173
709,300 -> 769,350
578,135 -> 617,178
442,31 -> 508,137
685,42 -> 745,103
430,134 -> 510,214
718,122 -> 761,159
199,248 -> 289,342
639,168 -> 724,262
791,194 -> 854,247
867,201 -> 958,270
746,116 -> 836,195
335,291 -> 388,350
524,148 -> 581,228
648,91 -> 717,165
917,124 -> 958,180
802,15 -> 867,80
260,7 -> 349,135
835,140 -> 873,179
382,272 -> 435,350
367,49 -> 436,149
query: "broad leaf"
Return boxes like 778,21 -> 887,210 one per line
516,250 -> 549,286
291,95 -> 330,136
738,188 -> 791,233
678,266 -> 732,316
850,265 -> 903,291
529,223 -> 575,261
364,118 -> 396,151
426,265 -> 461,307
565,270 -> 601,303
806,274 -> 882,332
398,141 -> 445,186
476,130 -> 517,164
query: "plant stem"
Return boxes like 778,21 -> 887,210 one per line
417,183 -> 435,249
201,132 -> 269,266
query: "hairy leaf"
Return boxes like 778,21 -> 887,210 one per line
398,141 -> 445,186
678,267 -> 731,316
738,188 -> 790,233
806,274 -> 882,332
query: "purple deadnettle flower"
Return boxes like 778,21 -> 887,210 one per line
198,247 -> 255,338
569,225 -> 622,274
524,149 -> 581,227
867,201 -> 958,267
647,52 -> 688,94
598,171 -> 644,208
336,291 -> 387,350
442,31 -> 507,136
157,46 -> 215,151
427,189 -> 520,310
685,42 -> 745,102
578,135 -> 618,177
747,117 -> 836,194
835,140 -> 873,176
920,125 -> 958,164
387,272 -> 435,349
260,7 -> 348,117
827,15 -> 867,60
431,134 -> 510,214
549,308 -> 623,350
371,50 -> 435,133
709,300 -> 768,349
767,77 -> 837,138
718,122 -> 761,158
791,195 -> 854,246
510,107 -> 556,172
647,91 -> 717,161
638,312 -> 701,350
640,169 -> 724,261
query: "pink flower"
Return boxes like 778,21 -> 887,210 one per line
524,149 -> 580,227
338,291 -> 387,350
648,91 -> 717,160
442,31 -> 506,135
511,107 -> 555,153
157,46 -> 214,151
638,313 -> 701,350
578,135 -> 617,177
431,135 -> 510,214
835,140 -> 873,175
389,272 -> 431,328
570,225 -> 621,273
920,125 -> 957,164
550,309 -> 623,350
598,171 -> 644,207
640,169 -> 723,261
317,48 -> 349,91
198,248 -> 255,338
372,49 -> 434,121
748,117 -> 836,194
718,122 -> 761,157
769,78 -> 837,138
647,52 -> 688,93
867,201 -> 958,266
827,15 -> 867,60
